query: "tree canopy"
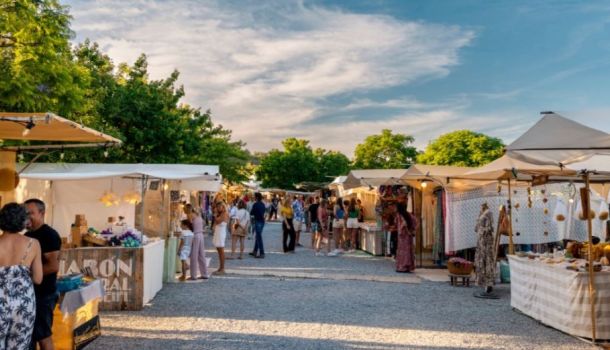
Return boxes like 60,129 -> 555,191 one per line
352,129 -> 417,169
416,130 -> 504,167
1,3 -> 249,182
0,0 -> 88,116
256,138 -> 350,189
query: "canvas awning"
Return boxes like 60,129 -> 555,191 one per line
506,112 -> 610,166
0,112 -> 121,145
17,163 -> 221,185
342,169 -> 408,190
400,164 -> 481,191
457,154 -> 577,181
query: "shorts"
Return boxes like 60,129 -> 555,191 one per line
333,219 -> 344,229
311,222 -> 319,233
294,220 -> 303,231
32,292 -> 59,341
346,218 -> 359,229
213,223 -> 227,248
179,246 -> 191,260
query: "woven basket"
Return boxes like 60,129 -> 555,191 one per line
447,261 -> 473,275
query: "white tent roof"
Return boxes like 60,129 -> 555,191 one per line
343,169 -> 408,190
17,163 -> 220,181
459,154 -> 576,181
507,113 -> 610,165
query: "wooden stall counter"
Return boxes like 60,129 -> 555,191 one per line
59,239 -> 165,311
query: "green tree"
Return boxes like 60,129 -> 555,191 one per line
417,130 -> 504,167
315,149 -> 351,180
353,129 -> 417,169
256,139 -> 351,189
0,0 -> 89,116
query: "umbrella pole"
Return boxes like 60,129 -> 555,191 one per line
583,172 -> 597,342
507,180 -> 515,255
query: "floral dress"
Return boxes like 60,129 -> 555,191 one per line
0,239 -> 36,350
474,209 -> 496,287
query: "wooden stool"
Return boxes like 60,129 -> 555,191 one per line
449,273 -> 471,287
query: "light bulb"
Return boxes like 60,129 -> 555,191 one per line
18,153 -> 24,161
421,181 -> 428,189
60,152 -> 65,160
569,198 -> 574,204
22,128 -> 31,136
104,150 -> 109,158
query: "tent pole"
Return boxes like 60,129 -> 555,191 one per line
583,172 -> 597,343
507,179 -> 515,255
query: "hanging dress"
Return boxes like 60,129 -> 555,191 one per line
474,209 -> 496,287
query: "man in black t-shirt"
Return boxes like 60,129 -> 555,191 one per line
308,197 -> 320,247
25,198 -> 61,350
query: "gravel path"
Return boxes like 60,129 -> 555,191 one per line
88,222 -> 596,350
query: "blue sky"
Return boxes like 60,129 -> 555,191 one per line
65,0 -> 610,156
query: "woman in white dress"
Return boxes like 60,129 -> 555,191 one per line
213,202 -> 229,275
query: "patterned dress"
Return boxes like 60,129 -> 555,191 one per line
395,212 -> 416,272
474,209 -> 496,287
0,263 -> 36,350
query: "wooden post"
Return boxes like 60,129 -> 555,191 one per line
507,180 -> 515,255
582,173 -> 597,342
0,150 -> 17,204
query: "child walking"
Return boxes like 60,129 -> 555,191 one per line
178,219 -> 194,281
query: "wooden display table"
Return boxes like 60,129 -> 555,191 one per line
508,255 -> 610,340
59,239 -> 165,310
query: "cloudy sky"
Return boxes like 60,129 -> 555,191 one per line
65,0 -> 610,157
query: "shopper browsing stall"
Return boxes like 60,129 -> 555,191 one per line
0,203 -> 43,350
213,202 -> 229,275
249,193 -> 266,258
230,200 -> 249,260
178,219 -> 194,281
24,198 -> 62,350
185,204 -> 209,281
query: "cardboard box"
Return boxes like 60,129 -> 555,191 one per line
74,214 -> 87,226
71,226 -> 88,247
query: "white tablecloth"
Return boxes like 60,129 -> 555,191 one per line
509,255 -> 610,340
59,279 -> 104,315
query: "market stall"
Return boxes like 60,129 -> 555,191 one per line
16,163 -> 222,310
401,165 -> 474,266
450,112 -> 610,342
342,169 -> 409,256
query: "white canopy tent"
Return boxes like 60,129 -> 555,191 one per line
15,163 -> 222,237
342,169 -> 408,190
506,112 -> 610,166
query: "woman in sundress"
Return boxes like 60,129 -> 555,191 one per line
0,203 -> 43,350
395,202 -> 417,272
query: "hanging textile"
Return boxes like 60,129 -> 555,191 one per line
421,190 -> 435,248
444,183 -> 586,253
433,189 -> 445,264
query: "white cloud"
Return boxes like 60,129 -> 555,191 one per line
66,0 -> 477,155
